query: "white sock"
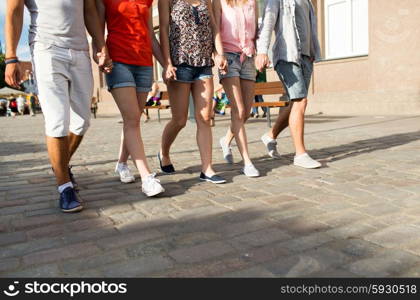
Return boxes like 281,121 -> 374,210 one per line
58,182 -> 73,193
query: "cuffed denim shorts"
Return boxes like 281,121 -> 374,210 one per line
275,55 -> 313,101
106,62 -> 153,93
219,52 -> 256,82
174,63 -> 213,83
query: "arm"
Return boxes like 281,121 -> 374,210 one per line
84,0 -> 112,73
5,0 -> 24,88
255,0 -> 280,71
158,0 -> 177,80
149,9 -> 165,68
209,0 -> 227,73
254,0 -> 259,43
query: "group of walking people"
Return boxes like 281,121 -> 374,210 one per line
5,0 -> 322,213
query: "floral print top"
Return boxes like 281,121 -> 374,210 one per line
170,0 -> 214,67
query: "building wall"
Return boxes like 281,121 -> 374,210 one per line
93,0 -> 420,116
307,0 -> 420,115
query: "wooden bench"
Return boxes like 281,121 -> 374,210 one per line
253,81 -> 288,127
144,81 -> 287,127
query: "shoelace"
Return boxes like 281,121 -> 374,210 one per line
146,173 -> 161,186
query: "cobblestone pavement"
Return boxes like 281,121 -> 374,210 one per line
1,111 -> 420,277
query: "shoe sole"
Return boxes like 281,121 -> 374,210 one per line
120,177 -> 136,184
242,171 -> 260,178
293,163 -> 322,169
144,188 -> 165,197
199,178 -> 227,184
61,205 -> 83,213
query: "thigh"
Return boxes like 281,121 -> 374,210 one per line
275,62 -> 307,101
192,77 -> 213,118
301,57 -> 314,90
221,76 -> 245,114
240,79 -> 255,114
111,87 -> 141,121
32,45 -> 72,130
134,66 -> 154,93
219,52 -> 241,82
136,92 -> 149,112
168,81 -> 191,120
69,51 -> 93,121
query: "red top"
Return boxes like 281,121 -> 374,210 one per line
104,0 -> 153,66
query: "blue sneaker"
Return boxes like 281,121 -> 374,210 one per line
199,172 -> 226,184
59,187 -> 83,213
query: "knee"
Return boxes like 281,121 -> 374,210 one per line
172,117 -> 187,130
232,109 -> 246,124
195,113 -> 212,127
123,115 -> 140,129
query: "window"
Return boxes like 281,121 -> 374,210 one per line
324,0 -> 369,59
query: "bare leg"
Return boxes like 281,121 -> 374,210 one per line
289,98 -> 307,155
160,81 -> 190,166
223,79 -> 255,146
269,104 -> 292,139
192,78 -> 216,175
111,87 -> 152,179
68,132 -> 84,160
47,136 -> 71,186
118,130 -> 130,163
221,77 -> 253,165
268,98 -> 307,155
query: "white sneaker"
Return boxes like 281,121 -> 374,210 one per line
242,164 -> 260,177
115,162 -> 136,183
261,134 -> 280,158
142,173 -> 165,197
219,137 -> 233,164
293,153 -> 322,169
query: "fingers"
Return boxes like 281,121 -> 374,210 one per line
5,66 -> 21,89
169,67 -> 177,80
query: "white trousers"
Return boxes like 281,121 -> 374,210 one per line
32,42 -> 93,137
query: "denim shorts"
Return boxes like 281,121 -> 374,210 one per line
174,63 -> 213,83
106,62 -> 153,93
219,52 -> 256,82
275,55 -> 313,101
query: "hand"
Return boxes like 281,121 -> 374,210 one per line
5,63 -> 22,89
97,48 -> 113,74
164,64 -> 177,82
255,54 -> 270,72
215,54 -> 227,75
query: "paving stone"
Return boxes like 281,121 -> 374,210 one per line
0,231 -> 27,246
22,242 -> 101,267
2,264 -> 61,277
229,227 -> 292,249
364,225 -> 420,248
344,250 -> 420,277
0,257 -> 20,273
221,266 -> 275,278
265,248 -> 350,277
96,229 -> 164,250
169,241 -> 235,264
59,250 -> 128,274
4,115 -> 420,277
101,255 -> 173,277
